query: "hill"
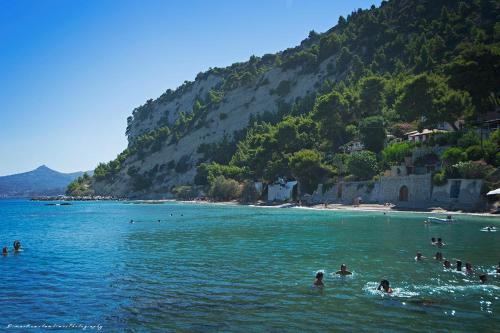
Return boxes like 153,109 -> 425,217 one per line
69,0 -> 500,199
0,165 -> 89,198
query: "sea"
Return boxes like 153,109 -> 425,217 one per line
0,199 -> 498,332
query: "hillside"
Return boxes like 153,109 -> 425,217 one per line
0,165 -> 88,198
70,0 -> 500,199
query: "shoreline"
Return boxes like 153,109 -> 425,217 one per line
29,196 -> 498,218
142,199 -> 499,218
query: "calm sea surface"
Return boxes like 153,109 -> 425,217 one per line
0,199 -> 498,332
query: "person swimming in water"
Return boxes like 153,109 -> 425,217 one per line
13,240 -> 21,252
434,252 -> 443,261
479,274 -> 487,284
335,264 -> 352,276
456,260 -> 462,271
415,252 -> 425,261
443,260 -> 451,268
129,219 -> 134,224
313,271 -> 324,287
377,280 -> 393,293
497,262 -> 500,274
465,262 -> 473,274
436,238 -> 445,247
2,247 -> 7,256
431,237 -> 436,245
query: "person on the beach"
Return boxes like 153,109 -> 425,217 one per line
13,240 -> 21,252
336,264 -> 352,276
313,271 -> 324,287
479,274 -> 487,284
436,238 -> 445,247
443,260 -> 451,268
456,260 -> 462,271
377,280 -> 393,293
2,247 -> 7,256
415,252 -> 425,261
465,263 -> 473,274
434,252 -> 443,261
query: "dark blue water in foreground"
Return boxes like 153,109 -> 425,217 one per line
0,199 -> 499,332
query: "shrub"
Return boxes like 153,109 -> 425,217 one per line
465,145 -> 483,161
172,185 -> 197,200
347,150 -> 378,180
175,155 -> 191,173
381,142 -> 415,166
208,176 -> 241,201
432,171 -> 447,186
441,147 -> 466,167
240,181 -> 259,203
272,80 -> 292,97
219,112 -> 228,120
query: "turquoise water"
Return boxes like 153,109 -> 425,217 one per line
0,200 -> 499,332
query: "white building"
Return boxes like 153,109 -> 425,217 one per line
267,179 -> 298,202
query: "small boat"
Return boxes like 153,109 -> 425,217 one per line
426,216 -> 455,224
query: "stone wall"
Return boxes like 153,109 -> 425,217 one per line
306,175 -> 484,211
431,178 -> 483,210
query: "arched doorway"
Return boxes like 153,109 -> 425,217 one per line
399,185 -> 409,201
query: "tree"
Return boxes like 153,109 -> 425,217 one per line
208,176 -> 241,201
445,44 -> 500,112
395,73 -> 474,130
359,116 -> 386,153
347,151 -> 378,180
358,76 -> 387,117
240,181 -> 259,203
288,149 -> 332,194
312,91 -> 350,149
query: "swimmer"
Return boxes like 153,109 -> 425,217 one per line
431,237 -> 436,245
443,260 -> 451,268
415,252 -> 425,261
2,247 -> 7,256
335,264 -> 352,276
479,274 -> 487,284
13,240 -> 21,252
377,279 -> 393,293
456,260 -> 462,271
465,262 -> 473,274
434,252 -> 443,261
436,238 -> 445,247
497,262 -> 500,274
129,219 -> 134,224
158,219 -> 161,223
170,213 -> 173,217
313,272 -> 324,287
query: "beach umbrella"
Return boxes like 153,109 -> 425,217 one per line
486,188 -> 500,195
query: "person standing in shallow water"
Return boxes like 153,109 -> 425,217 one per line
2,247 -> 7,256
313,272 -> 324,287
443,260 -> 451,268
377,280 -> 393,293
336,264 -> 352,276
456,260 -> 462,271
13,240 -> 21,252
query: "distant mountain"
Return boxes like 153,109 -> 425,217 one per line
0,165 -> 92,198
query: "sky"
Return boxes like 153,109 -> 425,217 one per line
0,0 -> 380,176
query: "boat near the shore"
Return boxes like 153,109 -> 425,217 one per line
426,216 -> 455,224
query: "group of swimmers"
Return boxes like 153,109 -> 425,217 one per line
2,240 -> 22,256
313,235 -> 500,292
414,236 -> 497,284
313,264 -> 352,287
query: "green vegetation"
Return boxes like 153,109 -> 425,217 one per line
73,0 -> 500,200
66,173 -> 94,196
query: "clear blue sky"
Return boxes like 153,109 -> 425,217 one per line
0,0 -> 380,176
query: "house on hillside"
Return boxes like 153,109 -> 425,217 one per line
405,129 -> 447,143
341,140 -> 364,153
